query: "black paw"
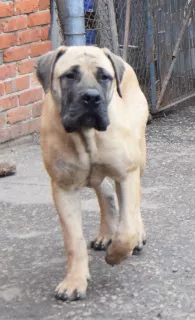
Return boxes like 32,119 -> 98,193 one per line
55,289 -> 86,301
90,239 -> 112,251
133,239 -> 147,255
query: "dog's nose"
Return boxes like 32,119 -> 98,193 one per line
81,89 -> 101,106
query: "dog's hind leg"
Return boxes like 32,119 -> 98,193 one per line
91,179 -> 117,251
52,181 -> 90,301
132,182 -> 147,255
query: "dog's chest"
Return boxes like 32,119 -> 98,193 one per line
82,129 -> 138,184
50,129 -> 140,189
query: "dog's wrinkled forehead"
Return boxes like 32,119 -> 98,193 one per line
36,46 -> 124,98
54,47 -> 115,78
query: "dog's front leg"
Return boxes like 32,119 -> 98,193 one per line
52,181 -> 90,301
106,168 -> 144,265
91,179 -> 117,251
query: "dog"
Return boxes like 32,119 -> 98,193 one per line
35,46 -> 149,301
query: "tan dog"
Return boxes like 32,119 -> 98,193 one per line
35,46 -> 149,301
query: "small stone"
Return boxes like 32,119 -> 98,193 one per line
131,292 -> 138,298
0,159 -> 16,177
157,312 -> 162,318
172,267 -> 178,273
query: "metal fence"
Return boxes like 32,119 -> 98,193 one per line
83,0 -> 151,103
150,0 -> 195,113
53,0 -> 195,114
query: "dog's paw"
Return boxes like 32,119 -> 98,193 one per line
105,233 -> 137,265
55,275 -> 89,301
133,230 -> 147,255
132,238 -> 147,255
90,236 -> 112,251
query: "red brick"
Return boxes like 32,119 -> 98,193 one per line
14,0 -> 39,15
4,46 -> 29,62
41,26 -> 50,40
16,28 -> 41,45
5,76 -> 30,94
0,114 -> 6,129
0,118 -> 41,143
0,95 -> 18,111
39,0 -> 50,10
0,83 -> 5,96
32,101 -> 43,117
2,16 -> 28,32
28,11 -> 50,27
7,106 -> 31,124
30,41 -> 51,57
0,2 -> 14,18
0,63 -> 17,80
19,88 -> 43,105
0,34 -> 16,50
18,59 -> 34,75
5,81 -> 14,94
21,117 -> 41,134
16,76 -> 30,91
0,23 -> 2,33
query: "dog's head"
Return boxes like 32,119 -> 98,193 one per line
35,46 -> 125,133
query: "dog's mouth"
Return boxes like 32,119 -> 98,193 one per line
61,112 -> 109,133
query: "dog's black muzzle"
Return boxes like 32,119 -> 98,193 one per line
61,89 -> 110,133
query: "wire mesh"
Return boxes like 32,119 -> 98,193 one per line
151,0 -> 195,110
54,0 -> 150,105
54,0 -> 195,112
84,0 -> 150,102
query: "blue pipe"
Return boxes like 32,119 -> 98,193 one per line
64,0 -> 86,46
146,0 -> 157,113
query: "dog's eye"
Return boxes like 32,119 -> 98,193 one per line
101,74 -> 111,81
98,73 -> 113,82
65,73 -> 75,80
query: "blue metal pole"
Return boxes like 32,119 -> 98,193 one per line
64,0 -> 86,46
146,0 -> 157,113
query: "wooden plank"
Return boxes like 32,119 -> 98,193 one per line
107,0 -> 119,55
123,0 -> 131,61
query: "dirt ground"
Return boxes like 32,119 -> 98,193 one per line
0,105 -> 195,320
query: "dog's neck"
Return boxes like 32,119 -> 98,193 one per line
74,129 -> 98,162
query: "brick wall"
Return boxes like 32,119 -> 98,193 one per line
0,0 -> 51,143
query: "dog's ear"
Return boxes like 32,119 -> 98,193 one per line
35,46 -> 67,93
103,48 -> 125,98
